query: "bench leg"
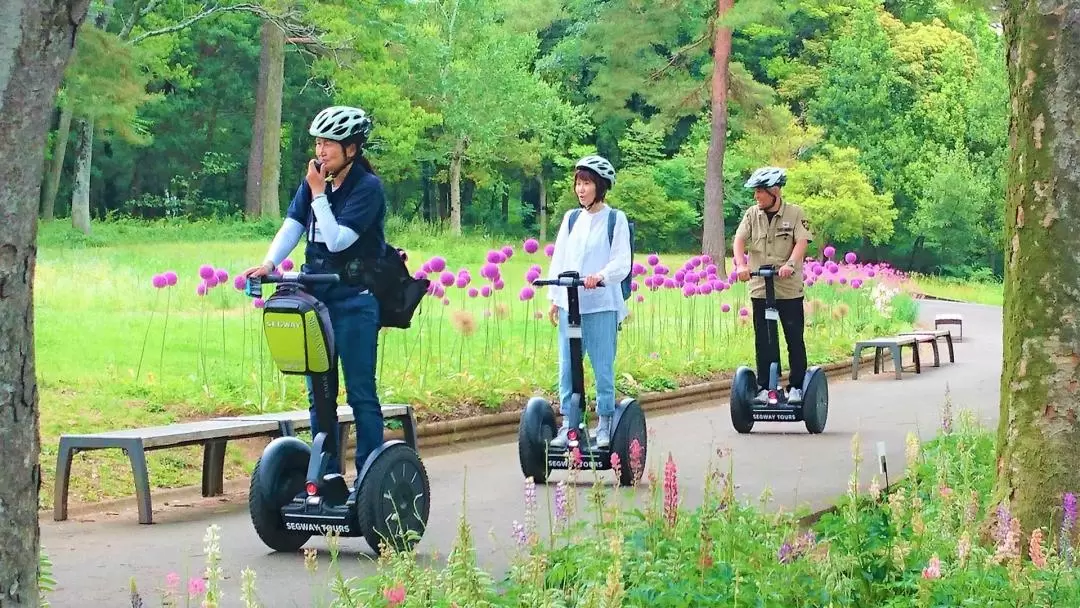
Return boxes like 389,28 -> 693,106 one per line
946,335 -> 955,363
852,346 -> 864,379
930,340 -> 940,367
912,343 -> 922,374
874,348 -> 882,374
401,408 -> 419,452
202,439 -> 227,497
891,345 -> 903,379
53,438 -> 76,522
122,439 -> 154,524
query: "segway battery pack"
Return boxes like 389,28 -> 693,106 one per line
261,289 -> 335,375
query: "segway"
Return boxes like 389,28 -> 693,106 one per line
244,271 -> 430,555
729,264 -> 829,434
518,271 -> 648,486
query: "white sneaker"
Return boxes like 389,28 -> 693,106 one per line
787,388 -> 803,403
550,421 -> 570,447
594,416 -> 612,448
754,389 -> 770,403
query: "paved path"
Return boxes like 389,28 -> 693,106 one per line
41,300 -> 1002,605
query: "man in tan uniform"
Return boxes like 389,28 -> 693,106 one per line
732,166 -> 813,403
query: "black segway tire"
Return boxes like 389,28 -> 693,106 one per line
356,442 -> 431,556
730,366 -> 757,434
518,397 -> 557,483
610,398 -> 647,486
802,367 -> 829,434
249,438 -> 312,552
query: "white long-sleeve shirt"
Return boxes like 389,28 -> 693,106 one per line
547,205 -> 632,321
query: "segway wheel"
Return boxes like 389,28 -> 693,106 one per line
518,397 -> 557,483
730,366 -> 757,434
356,442 -> 431,556
249,444 -> 312,552
802,367 -> 829,434
610,398 -> 647,486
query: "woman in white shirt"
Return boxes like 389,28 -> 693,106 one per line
546,155 -> 632,449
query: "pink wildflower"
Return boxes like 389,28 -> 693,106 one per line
384,583 -> 406,606
663,453 -> 679,528
188,577 -> 206,597
610,452 -> 621,477
921,554 -> 941,579
629,438 -> 644,481
165,572 -> 180,591
1029,528 -> 1047,568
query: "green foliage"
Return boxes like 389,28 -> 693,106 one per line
784,144 -> 899,248
603,167 -> 700,253
129,405 -> 1080,606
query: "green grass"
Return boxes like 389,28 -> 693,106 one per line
33,217 -> 919,509
906,272 -> 1004,306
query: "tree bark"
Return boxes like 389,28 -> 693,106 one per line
245,20 -> 285,220
449,139 -> 464,235
41,102 -> 72,219
537,175 -> 547,242
69,117 -> 93,234
994,0 -> 1080,538
701,0 -> 732,274
0,0 -> 90,604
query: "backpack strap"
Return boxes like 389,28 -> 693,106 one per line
568,208 -> 582,233
607,208 -> 617,245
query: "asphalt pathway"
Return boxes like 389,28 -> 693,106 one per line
40,299 -> 1002,605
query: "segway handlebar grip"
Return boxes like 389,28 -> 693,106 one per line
531,277 -> 605,289
261,271 -> 341,285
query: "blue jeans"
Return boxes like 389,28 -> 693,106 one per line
305,284 -> 383,477
558,308 -> 619,417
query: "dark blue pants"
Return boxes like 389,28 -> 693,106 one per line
305,282 -> 383,477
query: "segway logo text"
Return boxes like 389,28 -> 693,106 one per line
752,412 -> 798,422
548,458 -> 604,470
285,522 -> 351,533
266,320 -> 302,328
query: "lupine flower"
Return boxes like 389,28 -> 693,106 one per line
610,452 -> 621,476
188,577 -> 206,597
663,453 -> 679,528
383,584 -> 406,607
957,531 -> 971,566
554,480 -> 568,523
1029,528 -> 1048,568
630,438 -> 644,481
512,520 -> 527,546
921,554 -> 941,579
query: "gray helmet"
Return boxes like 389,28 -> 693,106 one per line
575,155 -> 616,187
309,106 -> 373,142
744,166 -> 787,189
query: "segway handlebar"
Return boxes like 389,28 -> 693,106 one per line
749,265 -> 778,278
255,271 -> 341,285
532,271 -> 604,289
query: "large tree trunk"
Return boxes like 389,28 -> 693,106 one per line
69,117 -> 93,234
41,102 -> 73,219
994,0 -> 1080,538
449,140 -> 464,235
245,20 -> 285,219
701,0 -> 733,274
538,175 -> 547,242
0,0 -> 90,604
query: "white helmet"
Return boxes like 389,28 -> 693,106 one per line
308,106 -> 373,142
744,166 -> 787,189
575,155 -> 616,187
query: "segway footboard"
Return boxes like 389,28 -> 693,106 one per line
801,366 -> 829,434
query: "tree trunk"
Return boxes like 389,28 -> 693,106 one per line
994,0 -> 1080,539
701,0 -> 733,274
449,140 -> 464,235
0,0 -> 90,604
69,117 -> 93,234
41,102 -> 72,219
246,20 -> 285,220
538,175 -> 547,242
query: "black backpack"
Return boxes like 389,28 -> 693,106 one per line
567,207 -> 635,300
343,244 -> 430,329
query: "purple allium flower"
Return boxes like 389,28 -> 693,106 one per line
164,271 -> 178,286
152,274 -> 167,289
468,287 -> 478,298
544,244 -> 555,257
455,274 -> 469,288
415,270 -> 428,280
198,265 -> 214,280
523,238 -> 539,254
501,245 -> 514,259
519,286 -> 535,301
429,256 -> 446,272
215,268 -> 228,283
525,269 -> 540,283
233,275 -> 246,290
481,286 -> 492,297
647,254 -> 660,266
845,251 -> 857,264
823,245 -> 836,259
739,307 -> 748,317
439,271 -> 454,287
721,303 -> 731,313
281,258 -> 294,271
196,283 -> 208,296
493,279 -> 505,290
481,262 -> 499,280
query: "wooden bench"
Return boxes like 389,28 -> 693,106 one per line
53,404 -> 418,525
851,335 -> 923,380
899,329 -> 955,365
934,314 -> 964,341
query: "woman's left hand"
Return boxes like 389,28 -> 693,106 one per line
584,273 -> 605,289
305,159 -> 329,195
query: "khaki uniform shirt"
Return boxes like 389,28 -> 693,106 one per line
734,200 -> 814,300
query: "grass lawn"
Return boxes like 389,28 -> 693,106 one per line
906,273 -> 1004,306
34,218 -> 919,509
